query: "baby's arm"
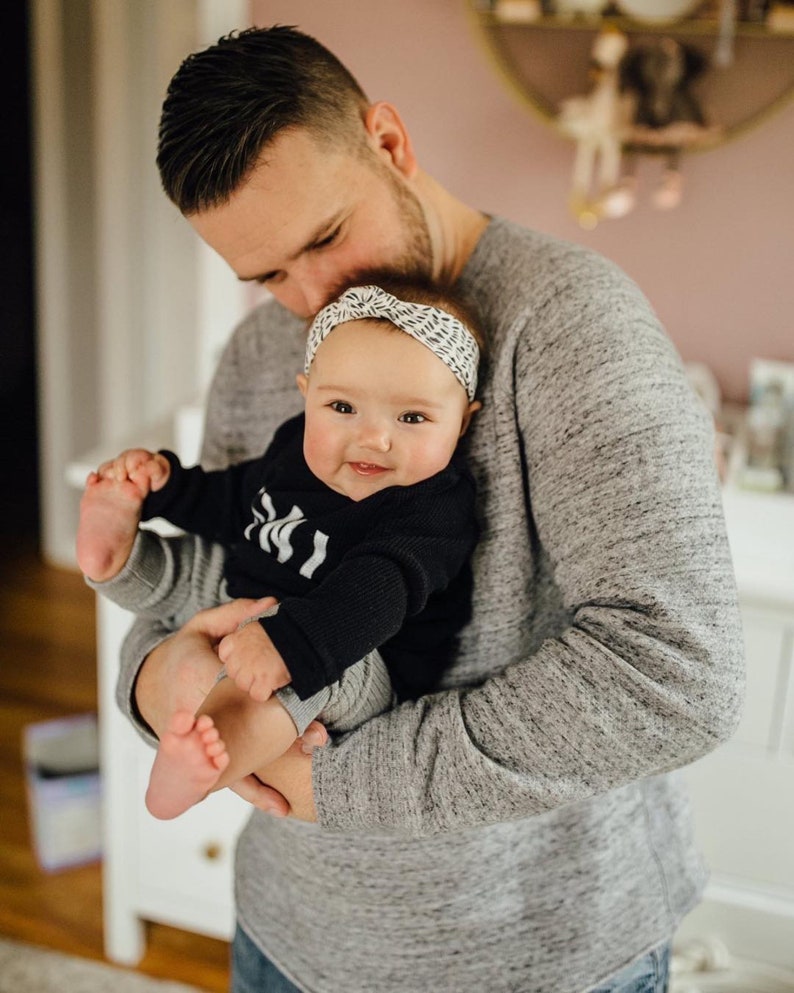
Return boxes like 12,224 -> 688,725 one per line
217,620 -> 292,702
76,449 -> 171,582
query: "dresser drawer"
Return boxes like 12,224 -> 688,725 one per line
684,600 -> 794,896
134,757 -> 251,939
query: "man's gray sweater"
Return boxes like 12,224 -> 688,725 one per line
118,219 -> 744,993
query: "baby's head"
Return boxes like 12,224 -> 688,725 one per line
297,277 -> 483,502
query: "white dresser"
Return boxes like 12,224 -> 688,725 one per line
68,407 -> 251,964
97,598 -> 250,964
676,483 -> 794,971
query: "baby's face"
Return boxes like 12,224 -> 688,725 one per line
297,319 -> 478,502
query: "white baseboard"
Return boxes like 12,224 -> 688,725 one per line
675,881 -> 794,974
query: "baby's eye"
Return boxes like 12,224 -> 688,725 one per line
330,401 -> 355,414
399,411 -> 427,424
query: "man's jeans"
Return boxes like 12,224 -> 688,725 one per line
231,925 -> 671,993
590,942 -> 671,993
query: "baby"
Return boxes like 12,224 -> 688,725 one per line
77,278 -> 483,819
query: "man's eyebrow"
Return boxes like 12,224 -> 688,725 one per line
237,211 -> 346,284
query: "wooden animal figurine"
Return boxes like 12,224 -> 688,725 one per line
557,28 -> 636,227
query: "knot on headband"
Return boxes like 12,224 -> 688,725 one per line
305,285 -> 479,401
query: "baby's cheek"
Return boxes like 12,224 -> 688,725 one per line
407,440 -> 452,485
302,432 -> 332,486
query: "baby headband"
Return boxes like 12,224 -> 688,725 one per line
305,284 -> 479,401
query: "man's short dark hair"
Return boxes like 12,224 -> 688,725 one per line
157,25 -> 370,215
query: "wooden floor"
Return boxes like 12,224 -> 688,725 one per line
0,530 -> 230,992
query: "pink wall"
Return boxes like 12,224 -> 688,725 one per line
250,0 -> 794,402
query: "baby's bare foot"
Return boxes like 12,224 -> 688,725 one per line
145,712 -> 230,820
76,474 -> 145,581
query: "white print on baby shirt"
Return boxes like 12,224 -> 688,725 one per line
243,486 -> 329,580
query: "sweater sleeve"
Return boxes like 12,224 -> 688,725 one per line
312,257 -> 745,836
114,534 -> 229,745
87,527 -> 226,623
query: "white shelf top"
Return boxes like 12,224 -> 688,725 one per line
65,404 -> 206,491
64,417 -> 176,491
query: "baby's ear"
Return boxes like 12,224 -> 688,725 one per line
296,373 -> 309,397
460,400 -> 482,436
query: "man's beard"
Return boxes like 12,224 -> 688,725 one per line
318,154 -> 435,310
333,153 -> 433,294
379,162 -> 434,284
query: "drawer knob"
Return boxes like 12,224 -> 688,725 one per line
202,841 -> 223,861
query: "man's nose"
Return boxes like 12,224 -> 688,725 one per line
292,261 -> 344,316
278,284 -> 328,320
301,282 -> 334,317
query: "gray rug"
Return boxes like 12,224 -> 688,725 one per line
0,937 -> 210,993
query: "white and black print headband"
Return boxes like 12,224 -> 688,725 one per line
305,285 -> 479,401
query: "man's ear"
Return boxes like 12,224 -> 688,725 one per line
296,372 -> 309,397
460,400 -> 482,437
364,101 -> 418,179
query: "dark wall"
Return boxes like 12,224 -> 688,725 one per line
0,1 -> 37,536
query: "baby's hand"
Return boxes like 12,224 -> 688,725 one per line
95,448 -> 171,499
218,621 -> 291,703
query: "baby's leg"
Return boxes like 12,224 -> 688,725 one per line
153,652 -> 394,815
77,473 -> 146,581
250,605 -> 393,736
145,711 -> 230,820
280,649 -> 394,736
77,449 -> 169,582
194,675 -> 300,794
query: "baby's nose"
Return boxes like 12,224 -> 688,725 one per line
358,423 -> 391,452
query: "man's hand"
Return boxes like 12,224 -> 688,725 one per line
135,597 -> 325,817
218,621 -> 291,702
228,774 -> 290,818
134,597 -> 278,738
249,721 -> 329,822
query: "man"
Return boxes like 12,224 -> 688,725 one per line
117,25 -> 744,993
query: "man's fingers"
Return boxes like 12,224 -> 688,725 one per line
299,720 -> 329,754
239,595 -> 279,621
229,775 -> 289,816
186,597 -> 278,640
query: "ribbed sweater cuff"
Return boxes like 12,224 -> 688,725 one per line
84,530 -> 168,611
276,686 -> 330,736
